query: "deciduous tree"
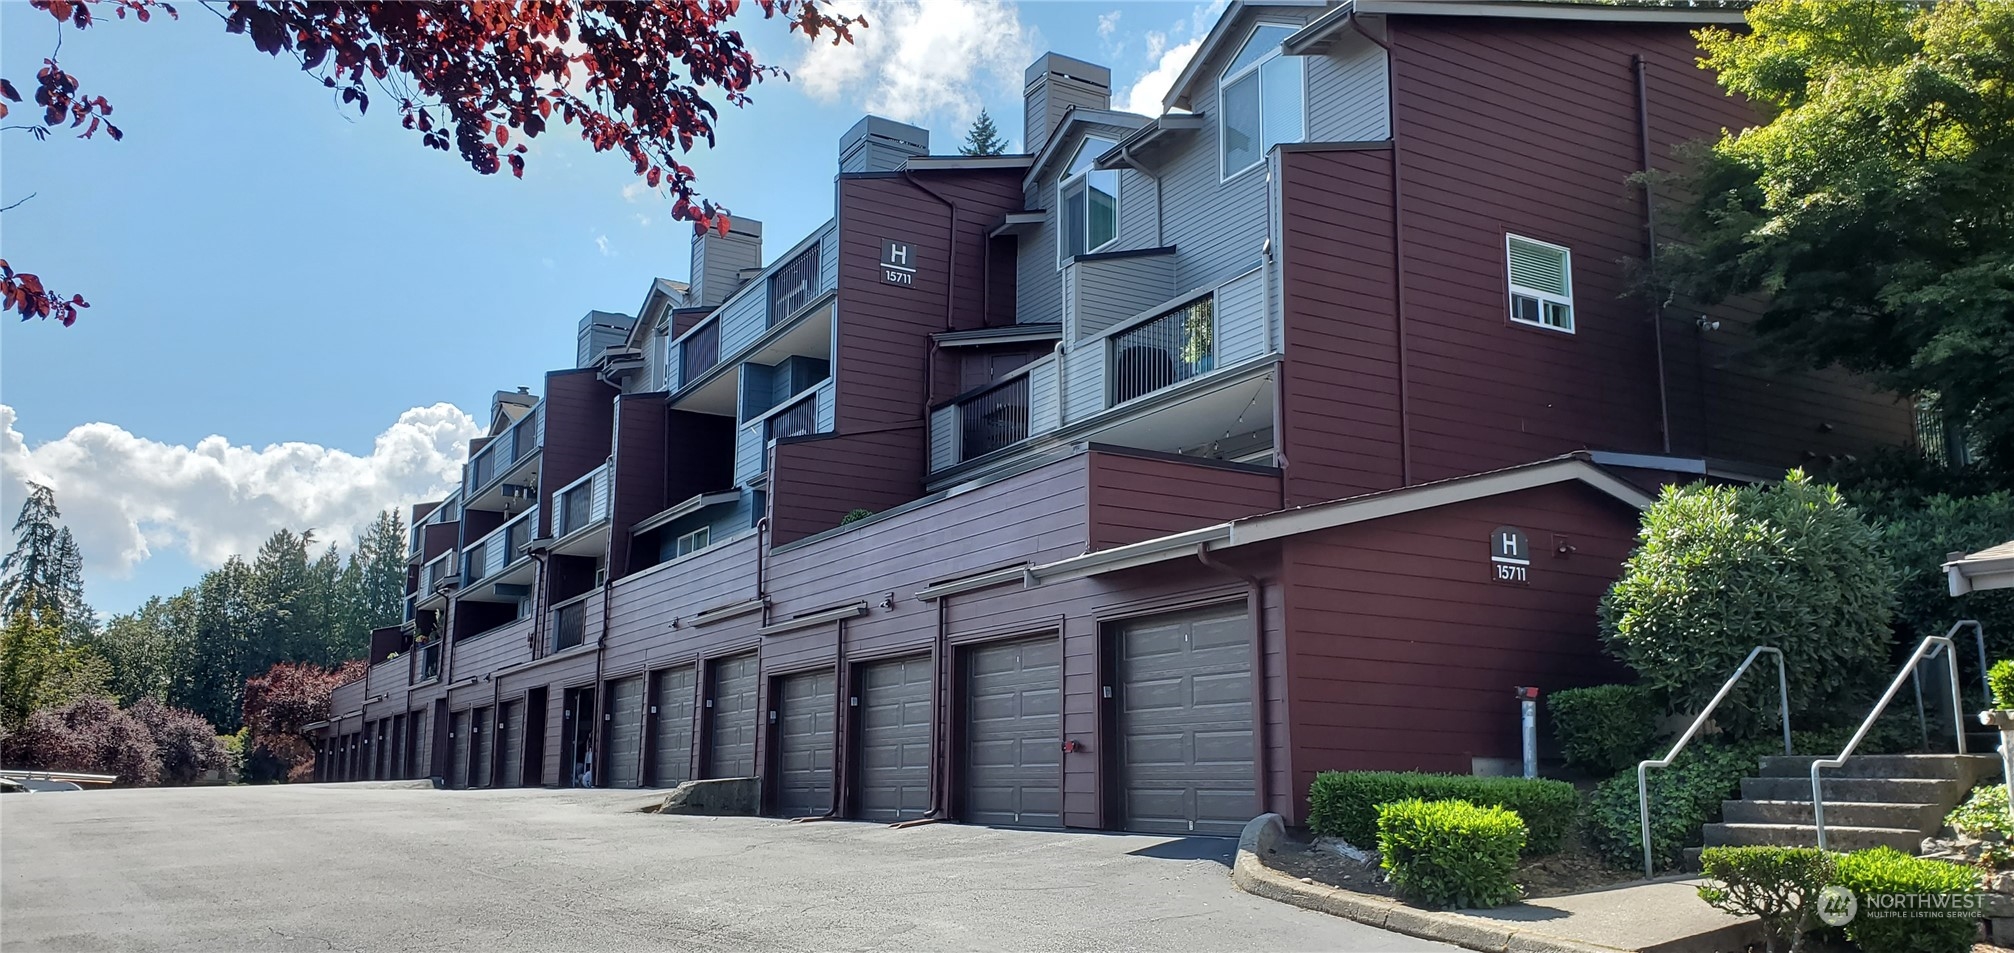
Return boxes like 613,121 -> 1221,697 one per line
241,659 -> 363,781
3,0 -> 862,324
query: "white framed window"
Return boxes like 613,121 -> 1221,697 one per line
1505,235 -> 1574,332
1057,136 -> 1120,264
675,526 -> 711,558
1219,23 -> 1304,181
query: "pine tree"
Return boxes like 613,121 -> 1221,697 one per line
0,483 -> 65,616
52,528 -> 95,643
959,109 -> 1009,156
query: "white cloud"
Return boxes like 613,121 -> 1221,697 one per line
1117,36 -> 1201,117
1097,10 -> 1121,39
595,234 -> 613,257
795,0 -> 1035,130
0,403 -> 480,579
620,182 -> 649,203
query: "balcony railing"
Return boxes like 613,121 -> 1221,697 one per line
1109,296 -> 1214,405
554,465 -> 609,538
959,376 -> 1030,461
769,245 -> 820,327
553,599 -> 587,652
766,394 -> 819,444
680,320 -> 720,386
417,640 -> 442,681
421,549 -> 458,594
467,406 -> 541,495
462,506 -> 538,584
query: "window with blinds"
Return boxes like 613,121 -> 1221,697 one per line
1506,235 -> 1574,332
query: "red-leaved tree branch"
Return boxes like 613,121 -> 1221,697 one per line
1,0 -> 860,325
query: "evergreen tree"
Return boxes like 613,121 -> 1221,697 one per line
959,109 -> 1009,156
86,597 -> 180,705
52,528 -> 95,643
0,483 -> 66,616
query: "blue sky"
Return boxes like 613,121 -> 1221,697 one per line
0,0 -> 1220,616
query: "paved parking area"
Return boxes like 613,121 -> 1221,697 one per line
1,783 -> 1454,952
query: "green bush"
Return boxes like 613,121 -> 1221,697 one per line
1600,473 -> 1895,740
1945,782 -> 2014,868
1549,684 -> 1661,775
1697,846 -> 1835,953
839,508 -> 874,525
1307,771 -> 1577,855
1584,743 -> 1761,870
1832,847 -> 1980,953
1861,491 -> 2014,677
1992,661 -> 2014,711
1376,799 -> 1526,909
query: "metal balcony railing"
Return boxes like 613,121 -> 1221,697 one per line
769,245 -> 821,327
554,466 -> 608,538
553,600 -> 586,652
467,407 -> 541,494
959,375 -> 1030,461
681,320 -> 720,385
417,640 -> 442,681
766,394 -> 818,445
1109,296 -> 1215,405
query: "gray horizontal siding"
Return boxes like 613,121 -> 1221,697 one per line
1016,121 -> 1160,326
1216,267 -> 1270,366
1305,26 -> 1391,142
1062,340 -> 1106,425
1029,356 -> 1061,435
735,421 -> 764,484
1071,254 -> 1178,341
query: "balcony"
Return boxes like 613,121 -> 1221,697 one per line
458,505 -> 538,602
416,639 -> 442,682
417,548 -> 458,610
668,222 -> 837,409
927,265 -> 1275,478
737,378 -> 835,483
679,319 -> 721,387
551,593 -> 590,652
550,464 -> 610,556
464,405 -> 542,514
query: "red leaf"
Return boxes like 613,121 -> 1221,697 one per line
0,79 -> 18,102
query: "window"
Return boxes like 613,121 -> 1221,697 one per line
1219,24 -> 1303,180
675,526 -> 711,558
1505,235 -> 1575,332
1057,136 -> 1120,263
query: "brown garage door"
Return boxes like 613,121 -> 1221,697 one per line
471,706 -> 495,788
651,666 -> 696,787
775,670 -> 837,818
449,710 -> 471,789
857,656 -> 933,822
707,653 -> 759,778
499,700 -> 523,788
965,637 -> 1062,828
607,676 -> 646,788
1117,604 -> 1256,836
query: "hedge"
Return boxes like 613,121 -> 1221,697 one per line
1584,743 -> 1758,870
1832,847 -> 1980,953
1548,684 -> 1661,775
1308,771 -> 1577,855
1377,799 -> 1526,909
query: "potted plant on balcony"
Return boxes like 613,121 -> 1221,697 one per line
1180,299 -> 1215,375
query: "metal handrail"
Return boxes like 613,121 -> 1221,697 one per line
1638,645 -> 1790,877
1812,634 -> 1965,850
1951,620 -> 1988,707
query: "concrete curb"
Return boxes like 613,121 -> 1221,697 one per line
1230,814 -> 1630,953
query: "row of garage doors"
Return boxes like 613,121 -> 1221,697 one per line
454,604 -> 1257,834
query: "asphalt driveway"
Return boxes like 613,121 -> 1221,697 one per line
1,782 -> 1453,952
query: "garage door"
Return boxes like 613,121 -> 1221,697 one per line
471,706 -> 495,788
1117,604 -> 1256,835
857,656 -> 933,822
651,666 -> 696,787
707,653 -> 759,778
449,711 -> 471,789
499,701 -> 523,788
774,670 -> 837,818
607,676 -> 646,788
410,709 -> 429,780
374,721 -> 389,779
965,637 -> 1062,828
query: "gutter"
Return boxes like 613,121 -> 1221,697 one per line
1024,524 -> 1233,586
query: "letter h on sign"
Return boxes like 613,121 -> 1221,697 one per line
881,240 -> 916,287
1490,525 -> 1530,584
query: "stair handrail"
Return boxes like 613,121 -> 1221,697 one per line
1950,620 -> 1988,708
1811,634 -> 1965,851
1638,645 -> 1790,877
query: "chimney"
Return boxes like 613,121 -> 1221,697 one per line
690,218 -> 763,309
575,310 -> 637,368
1023,53 -> 1111,157
839,116 -> 931,173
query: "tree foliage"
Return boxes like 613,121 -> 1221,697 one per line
0,604 -> 107,729
126,696 -> 228,785
959,108 -> 1008,156
241,659 -> 362,781
1599,472 -> 1895,736
3,0 -> 863,323
0,694 -> 159,785
1662,0 -> 2014,468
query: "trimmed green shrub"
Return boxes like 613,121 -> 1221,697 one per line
1585,743 -> 1760,870
1549,684 -> 1661,775
1697,846 -> 1835,953
839,508 -> 874,526
1307,771 -> 1577,855
1599,473 -> 1894,740
1376,799 -> 1526,909
1861,491 -> 2014,673
1945,782 -> 2014,868
1991,660 -> 2014,711
1832,847 -> 1981,953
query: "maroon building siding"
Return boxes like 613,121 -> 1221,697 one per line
769,431 -> 931,546
1084,448 -> 1282,549
608,394 -> 667,580
1280,480 -> 1640,818
537,368 -> 617,538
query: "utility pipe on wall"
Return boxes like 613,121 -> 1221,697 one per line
1633,54 -> 1674,454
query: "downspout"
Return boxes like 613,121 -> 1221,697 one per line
1349,14 -> 1413,485
899,592 -> 953,827
1195,546 -> 1272,814
795,616 -> 850,823
1634,54 -> 1673,454
755,516 -> 770,626
901,171 -> 961,333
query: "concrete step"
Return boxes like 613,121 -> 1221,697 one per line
1739,775 -> 1960,806
1719,798 -> 1945,829
1754,753 -> 2001,780
1702,822 -> 1924,852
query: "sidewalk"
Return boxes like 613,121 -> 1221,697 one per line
1232,815 -> 1764,953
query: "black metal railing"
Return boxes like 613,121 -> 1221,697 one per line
514,407 -> 539,458
1109,296 -> 1215,405
767,395 -> 818,444
681,321 -> 720,385
418,641 -> 442,681
554,601 -> 586,651
557,481 -> 593,537
959,375 -> 1030,461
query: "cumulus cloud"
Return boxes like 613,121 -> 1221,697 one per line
1117,35 -> 1202,117
795,0 -> 1034,129
0,403 -> 480,579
